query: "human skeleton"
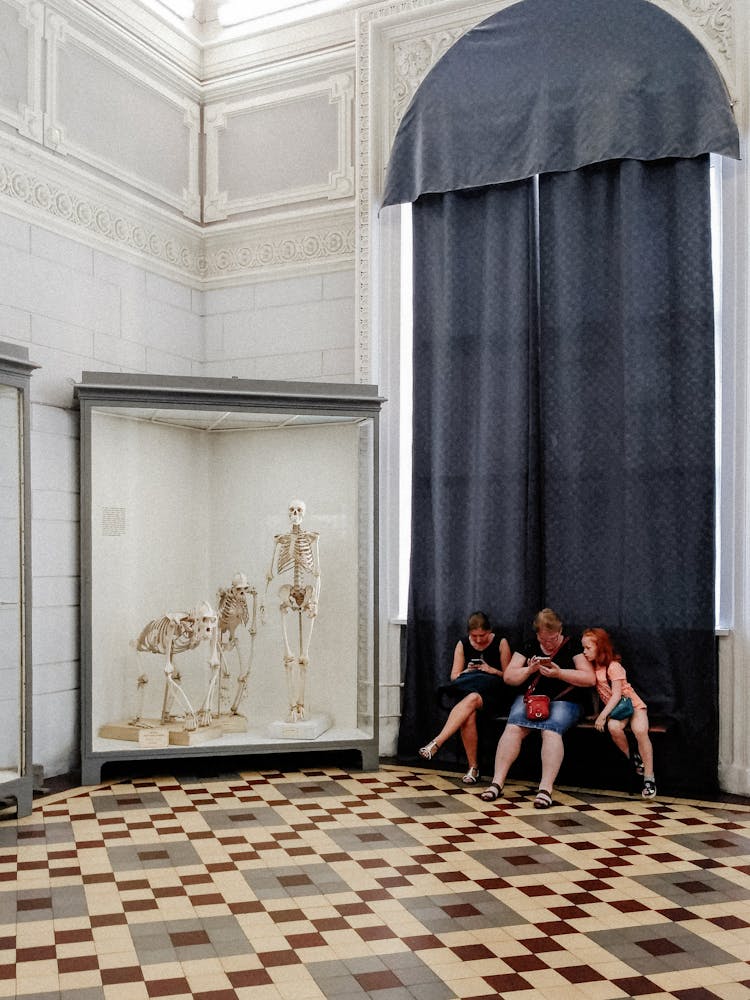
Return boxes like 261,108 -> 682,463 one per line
263,499 -> 321,722
132,600 -> 220,730
215,571 -> 258,717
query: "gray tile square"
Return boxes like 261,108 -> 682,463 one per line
587,922 -> 737,975
469,844 -> 574,879
91,790 -> 169,813
631,867 -> 750,908
399,889 -> 522,933
325,823 -> 421,854
669,829 -> 750,860
242,861 -> 350,899
273,779 -> 350,800
387,794 -> 475,818
106,840 -> 203,872
129,914 -> 251,965
200,805 -> 283,830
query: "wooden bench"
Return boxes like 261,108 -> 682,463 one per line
477,712 -> 670,792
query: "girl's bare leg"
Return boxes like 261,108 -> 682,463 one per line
630,709 -> 654,776
607,718 -> 630,757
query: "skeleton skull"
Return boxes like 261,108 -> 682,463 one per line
231,571 -> 250,594
194,601 -> 218,639
288,499 -> 306,525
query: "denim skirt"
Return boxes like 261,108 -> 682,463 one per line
506,694 -> 583,734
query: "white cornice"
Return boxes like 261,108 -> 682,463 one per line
0,132 -> 354,286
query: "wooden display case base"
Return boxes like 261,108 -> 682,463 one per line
99,720 -> 223,746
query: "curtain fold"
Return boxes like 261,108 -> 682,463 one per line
537,156 -> 717,791
397,181 -> 541,766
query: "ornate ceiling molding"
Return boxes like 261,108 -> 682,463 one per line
0,139 -> 354,285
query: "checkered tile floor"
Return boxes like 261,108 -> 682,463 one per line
2,765 -> 750,999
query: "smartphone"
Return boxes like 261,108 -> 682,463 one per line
467,659 -> 483,669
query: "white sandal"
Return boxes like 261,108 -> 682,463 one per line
462,766 -> 480,784
418,739 -> 440,760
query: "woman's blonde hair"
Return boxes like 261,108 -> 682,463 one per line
533,608 -> 562,632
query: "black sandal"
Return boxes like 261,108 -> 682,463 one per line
479,782 -> 503,802
534,789 -> 553,809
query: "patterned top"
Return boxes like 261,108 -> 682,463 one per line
595,661 -> 647,710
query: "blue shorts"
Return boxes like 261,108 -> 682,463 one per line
507,694 -> 583,734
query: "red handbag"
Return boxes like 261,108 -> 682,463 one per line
523,677 -> 550,720
523,639 -> 573,720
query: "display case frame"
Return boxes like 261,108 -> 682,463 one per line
0,343 -> 38,817
76,373 -> 384,785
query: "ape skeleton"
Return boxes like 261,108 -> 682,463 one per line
215,571 -> 258,717
132,600 -> 220,730
263,499 -> 320,723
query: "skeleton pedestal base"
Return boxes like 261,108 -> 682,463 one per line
267,713 -> 331,741
99,720 -> 223,746
215,713 -> 248,734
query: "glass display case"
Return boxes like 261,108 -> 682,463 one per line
76,374 -> 384,784
0,343 -> 37,817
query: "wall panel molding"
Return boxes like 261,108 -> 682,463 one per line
43,10 -> 201,219
0,0 -> 45,143
204,72 -> 354,222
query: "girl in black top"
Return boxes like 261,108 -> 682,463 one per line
418,611 -> 511,784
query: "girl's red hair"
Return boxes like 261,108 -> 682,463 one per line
582,627 -> 620,667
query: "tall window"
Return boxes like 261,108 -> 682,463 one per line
398,169 -> 731,630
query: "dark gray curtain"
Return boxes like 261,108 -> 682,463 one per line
399,157 -> 718,794
397,181 -> 540,767
538,156 -> 717,792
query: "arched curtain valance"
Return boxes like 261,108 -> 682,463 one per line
382,0 -> 738,207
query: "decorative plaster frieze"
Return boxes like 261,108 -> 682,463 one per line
0,147 -> 202,279
200,210 -> 355,283
392,28 -> 465,133
0,138 -> 354,286
675,0 -> 733,59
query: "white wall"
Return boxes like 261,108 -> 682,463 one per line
203,270 -> 356,382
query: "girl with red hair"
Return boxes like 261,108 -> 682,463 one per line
581,628 -> 656,799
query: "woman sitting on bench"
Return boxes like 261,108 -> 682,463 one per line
480,608 -> 595,809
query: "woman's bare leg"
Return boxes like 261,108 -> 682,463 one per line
459,711 -> 479,769
424,693 -> 483,753
489,724 -> 528,787
539,729 -> 565,793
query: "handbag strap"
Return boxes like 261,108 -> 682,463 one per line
525,637 -> 573,701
